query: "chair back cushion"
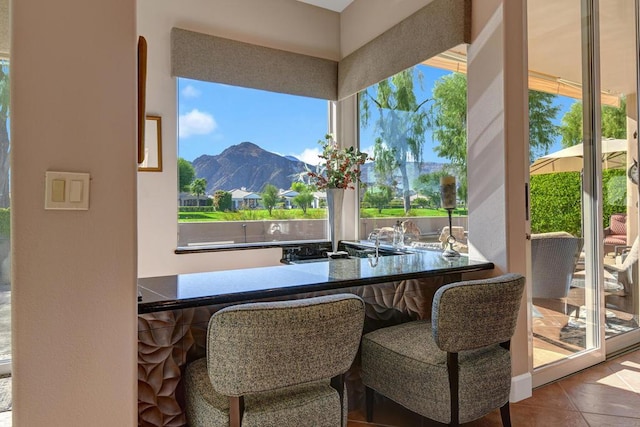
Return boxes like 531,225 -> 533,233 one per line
609,213 -> 627,235
206,293 -> 365,396
432,274 -> 525,352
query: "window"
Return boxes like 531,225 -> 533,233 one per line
358,64 -> 468,250
0,58 -> 10,373
177,78 -> 331,247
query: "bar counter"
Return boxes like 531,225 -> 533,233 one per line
138,243 -> 494,314
137,244 -> 494,427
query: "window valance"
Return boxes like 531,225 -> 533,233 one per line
170,0 -> 471,101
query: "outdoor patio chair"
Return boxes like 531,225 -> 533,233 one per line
604,236 -> 638,315
361,274 -> 525,426
184,294 -> 365,427
605,236 -> 639,295
531,232 -> 583,314
604,213 -> 627,255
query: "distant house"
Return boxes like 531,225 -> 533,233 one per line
312,191 -> 326,209
279,189 -> 327,209
229,188 -> 261,210
278,189 -> 298,209
178,192 -> 212,207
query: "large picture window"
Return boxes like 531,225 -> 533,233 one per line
358,64 -> 469,250
177,78 -> 331,247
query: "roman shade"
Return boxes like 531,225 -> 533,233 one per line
171,27 -> 339,100
170,0 -> 471,101
337,0 -> 471,99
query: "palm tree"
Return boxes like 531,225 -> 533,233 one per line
189,178 -> 207,206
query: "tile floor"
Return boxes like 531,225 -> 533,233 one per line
532,286 -> 638,369
347,345 -> 640,426
0,347 -> 639,426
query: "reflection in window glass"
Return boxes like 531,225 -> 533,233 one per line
177,78 -> 330,247
358,65 -> 468,251
0,58 -> 10,368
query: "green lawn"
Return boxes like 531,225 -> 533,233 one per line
178,208 -> 468,222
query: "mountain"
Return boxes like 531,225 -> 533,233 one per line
191,141 -> 447,194
192,142 -> 311,193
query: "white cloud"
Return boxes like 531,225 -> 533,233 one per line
181,85 -> 201,98
295,148 -> 323,165
179,109 -> 217,138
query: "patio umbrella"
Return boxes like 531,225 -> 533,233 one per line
530,138 -> 627,175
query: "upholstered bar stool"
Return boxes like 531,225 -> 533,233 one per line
185,293 -> 365,427
361,273 -> 525,427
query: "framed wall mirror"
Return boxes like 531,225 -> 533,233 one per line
137,35 -> 147,164
139,115 -> 163,172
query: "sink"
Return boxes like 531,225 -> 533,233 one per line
279,241 -> 412,264
343,243 -> 413,258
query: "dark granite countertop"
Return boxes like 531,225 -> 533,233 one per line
138,243 -> 494,314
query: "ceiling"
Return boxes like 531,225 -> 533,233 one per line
527,0 -> 636,99
296,0 -> 354,12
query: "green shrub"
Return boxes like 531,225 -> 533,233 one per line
412,197 -> 430,209
530,168 -> 627,236
531,172 -> 582,236
602,168 -> 627,224
389,199 -> 404,209
0,209 -> 8,237
213,190 -> 232,211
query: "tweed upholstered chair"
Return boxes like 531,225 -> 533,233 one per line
361,274 -> 525,427
185,293 -> 365,427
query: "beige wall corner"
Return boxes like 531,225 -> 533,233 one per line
11,0 -> 137,425
467,0 -> 531,390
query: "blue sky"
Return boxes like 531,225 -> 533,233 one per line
177,64 -> 576,164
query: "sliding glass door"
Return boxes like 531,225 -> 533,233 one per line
530,0 -> 640,385
0,55 -> 9,374
600,0 -> 640,354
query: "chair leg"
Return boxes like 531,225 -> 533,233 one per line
229,396 -> 244,427
447,352 -> 459,426
365,386 -> 374,422
500,402 -> 511,427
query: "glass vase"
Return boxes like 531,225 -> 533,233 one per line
326,188 -> 344,253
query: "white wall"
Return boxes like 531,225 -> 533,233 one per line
136,0 -> 433,277
12,0 -> 137,425
340,0 -> 432,57
467,0 -> 531,389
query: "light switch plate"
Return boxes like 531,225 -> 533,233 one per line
45,171 -> 90,210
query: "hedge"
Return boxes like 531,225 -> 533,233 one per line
0,209 -> 7,237
530,168 -> 626,236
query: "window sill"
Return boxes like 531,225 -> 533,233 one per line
175,240 -> 329,254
